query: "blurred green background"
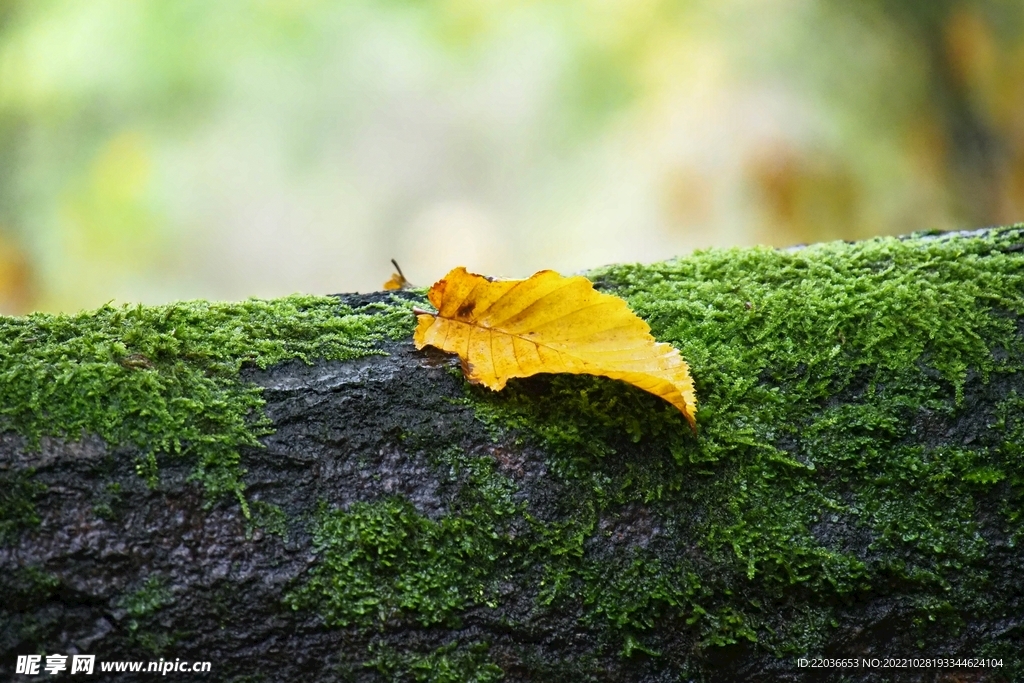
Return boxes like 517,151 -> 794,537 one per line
1,0 -> 1023,313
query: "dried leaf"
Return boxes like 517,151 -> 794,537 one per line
413,267 -> 697,430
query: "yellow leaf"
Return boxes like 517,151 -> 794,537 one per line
413,267 -> 697,430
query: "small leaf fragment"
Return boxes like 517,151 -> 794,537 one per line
383,274 -> 406,291
413,267 -> 697,430
383,259 -> 413,290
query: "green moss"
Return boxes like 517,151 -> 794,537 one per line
485,229 -> 1024,654
2,565 -> 63,651
120,574 -> 174,619
0,294 -> 417,517
0,467 -> 45,542
286,447 -> 522,628
364,640 -> 504,683
7,565 -> 60,606
92,481 -> 125,521
8,229 -> 1014,672
117,574 -> 176,654
992,390 -> 1024,542
248,500 -> 288,538
440,229 -> 1024,660
291,229 -> 1024,672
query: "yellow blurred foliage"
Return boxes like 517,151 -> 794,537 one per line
747,145 -> 861,247
0,228 -> 32,315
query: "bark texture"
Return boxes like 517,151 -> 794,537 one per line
2,229 -> 1024,682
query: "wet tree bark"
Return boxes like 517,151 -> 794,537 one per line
2,229 -> 1023,683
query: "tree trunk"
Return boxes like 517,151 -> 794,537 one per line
3,228 -> 1024,682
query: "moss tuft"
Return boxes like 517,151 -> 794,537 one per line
117,574 -> 177,654
119,574 -> 174,619
293,229 -> 1024,666
286,447 -> 522,628
0,294 -> 417,517
290,230 -> 1024,670
0,468 -> 45,542
475,229 -> 1024,653
6,229 -> 1022,673
364,640 -> 504,683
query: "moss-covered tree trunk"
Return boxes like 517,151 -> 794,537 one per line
3,228 -> 1024,682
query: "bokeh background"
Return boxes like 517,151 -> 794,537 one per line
1,0 -> 1024,314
